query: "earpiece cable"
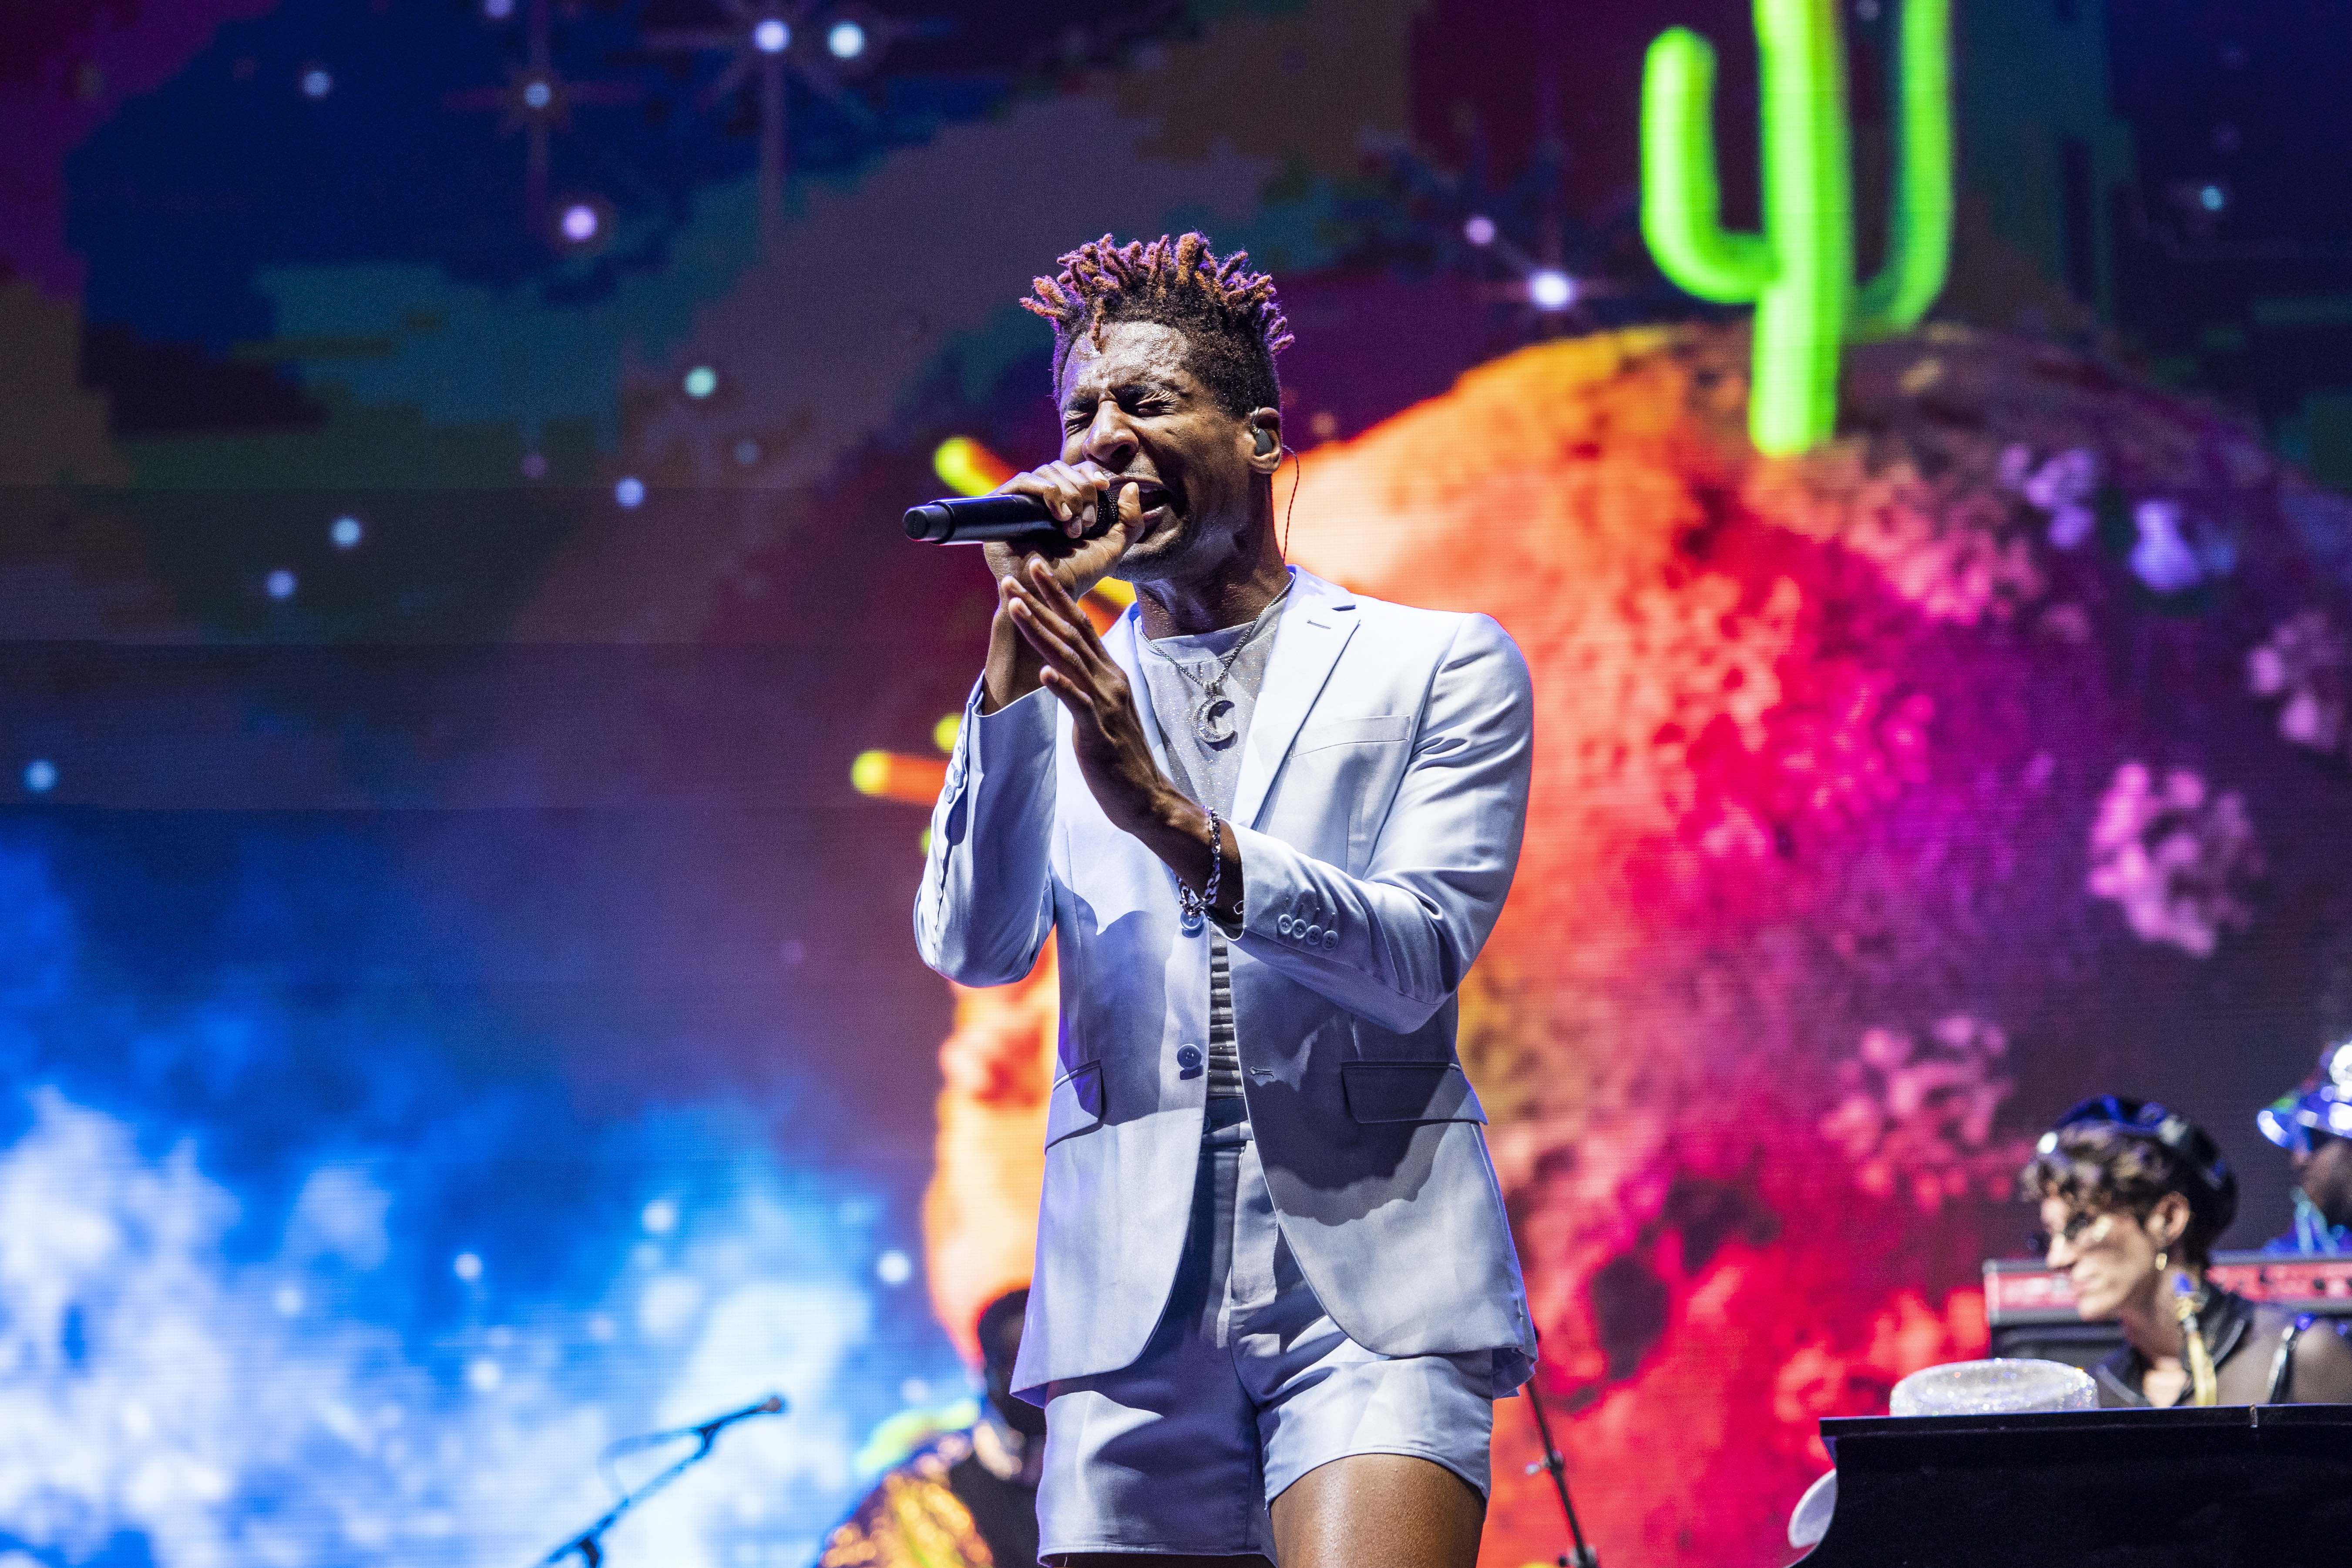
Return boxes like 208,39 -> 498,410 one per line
1280,444 -> 1300,563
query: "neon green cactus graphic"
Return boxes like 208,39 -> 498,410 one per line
1641,0 -> 1952,455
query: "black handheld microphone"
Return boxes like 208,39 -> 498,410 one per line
904,489 -> 1117,545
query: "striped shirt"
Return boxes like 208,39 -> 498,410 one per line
1134,591 -> 1288,1102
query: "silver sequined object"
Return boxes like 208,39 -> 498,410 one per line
1789,1358 -> 2097,1550
1888,1356 -> 2098,1417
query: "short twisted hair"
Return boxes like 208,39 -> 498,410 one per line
1021,232 -> 1293,418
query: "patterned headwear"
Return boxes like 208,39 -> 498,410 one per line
2040,1094 -> 2238,1236
2258,1037 -> 2352,1153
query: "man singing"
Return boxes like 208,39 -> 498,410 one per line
915,232 -> 1536,1568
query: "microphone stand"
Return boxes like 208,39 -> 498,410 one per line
534,1393 -> 786,1566
1523,1374 -> 1599,1568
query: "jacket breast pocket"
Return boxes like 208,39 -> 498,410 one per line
1044,1060 -> 1105,1147
1340,1061 -> 1486,1125
1285,715 -> 1414,870
1294,713 -> 1413,755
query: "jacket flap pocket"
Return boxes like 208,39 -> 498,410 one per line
1045,1060 -> 1105,1146
1295,713 -> 1413,754
1341,1061 -> 1485,1124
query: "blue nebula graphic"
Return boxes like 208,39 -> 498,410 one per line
0,838 -> 964,1568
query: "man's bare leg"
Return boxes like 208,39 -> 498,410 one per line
1048,1455 -> 1478,1568
1271,1454 -> 1485,1568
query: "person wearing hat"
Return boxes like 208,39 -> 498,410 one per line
819,1290 -> 1045,1568
2257,1037 -> 2352,1254
2022,1095 -> 2352,1406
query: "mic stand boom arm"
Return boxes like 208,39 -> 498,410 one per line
534,1393 -> 786,1567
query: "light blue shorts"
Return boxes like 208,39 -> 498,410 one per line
1035,1098 -> 1496,1561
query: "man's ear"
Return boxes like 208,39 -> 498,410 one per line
1246,409 -> 1283,475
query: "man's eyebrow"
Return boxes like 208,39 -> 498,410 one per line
1062,373 -> 1184,410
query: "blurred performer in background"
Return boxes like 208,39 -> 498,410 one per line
819,1290 -> 1043,1568
916,232 -> 1535,1568
2257,1037 -> 2352,1254
2023,1096 -> 2352,1406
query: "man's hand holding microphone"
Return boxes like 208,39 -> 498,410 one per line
911,459 -> 1239,928
971,462 -> 1145,715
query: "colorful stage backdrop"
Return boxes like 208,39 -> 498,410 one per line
5,2 -> 2352,1566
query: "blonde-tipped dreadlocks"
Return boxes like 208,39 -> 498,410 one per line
1021,232 -> 1294,416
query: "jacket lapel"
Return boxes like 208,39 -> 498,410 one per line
1231,570 -> 1357,829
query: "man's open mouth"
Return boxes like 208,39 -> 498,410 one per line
1122,480 -> 1176,520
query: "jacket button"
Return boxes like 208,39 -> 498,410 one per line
1277,915 -> 1294,936
1176,1044 -> 1203,1071
1321,928 -> 1338,949
1303,924 -> 1321,943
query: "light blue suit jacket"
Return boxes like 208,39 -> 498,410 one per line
916,567 -> 1536,1398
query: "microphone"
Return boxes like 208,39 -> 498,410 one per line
904,488 -> 1117,545
691,1393 -> 786,1439
545,1393 -> 790,1565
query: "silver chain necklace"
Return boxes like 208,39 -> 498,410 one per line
1157,590 -> 1288,746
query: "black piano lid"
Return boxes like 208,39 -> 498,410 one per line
1801,1407 -> 2352,1568
1823,1402 -> 2352,1445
